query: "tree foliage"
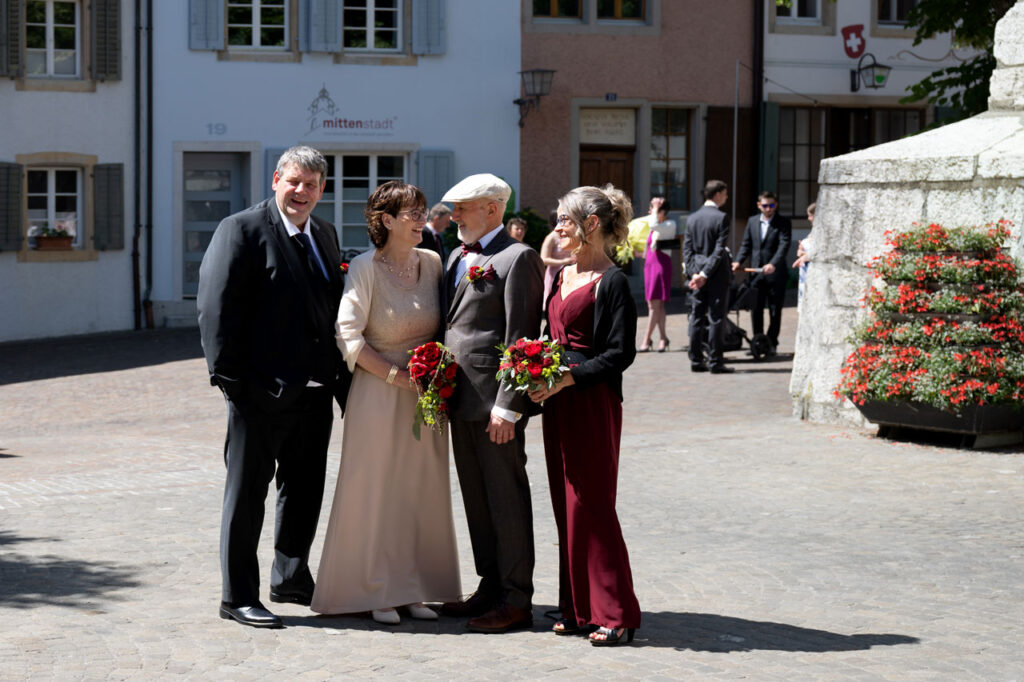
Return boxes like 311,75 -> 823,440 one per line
899,0 -> 1015,122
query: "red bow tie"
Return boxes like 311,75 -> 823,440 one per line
461,242 -> 483,256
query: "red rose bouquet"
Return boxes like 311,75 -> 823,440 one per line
495,336 -> 568,393
407,341 -> 458,440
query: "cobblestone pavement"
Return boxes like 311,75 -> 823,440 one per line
1,306 -> 1023,680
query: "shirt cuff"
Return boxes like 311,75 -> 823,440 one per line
491,405 -> 522,423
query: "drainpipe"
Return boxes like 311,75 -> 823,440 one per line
131,0 -> 142,329
752,0 -> 765,193
144,0 -> 154,328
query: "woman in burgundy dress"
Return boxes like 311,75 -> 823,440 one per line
528,184 -> 641,647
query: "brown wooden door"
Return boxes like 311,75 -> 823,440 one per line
579,146 -> 634,197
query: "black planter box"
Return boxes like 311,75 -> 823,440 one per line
856,400 -> 1024,448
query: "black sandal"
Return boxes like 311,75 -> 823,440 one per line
589,626 -> 636,646
552,618 -> 582,636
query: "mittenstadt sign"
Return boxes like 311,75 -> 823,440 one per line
305,85 -> 397,137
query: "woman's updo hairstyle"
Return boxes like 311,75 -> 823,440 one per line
557,184 -> 633,254
364,180 -> 427,248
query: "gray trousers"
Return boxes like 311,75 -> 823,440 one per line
450,416 -> 535,611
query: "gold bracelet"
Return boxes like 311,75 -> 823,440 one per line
385,365 -> 399,385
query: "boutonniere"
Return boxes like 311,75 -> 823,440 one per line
339,262 -> 349,274
466,264 -> 496,283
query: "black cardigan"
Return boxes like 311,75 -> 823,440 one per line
544,266 -> 637,402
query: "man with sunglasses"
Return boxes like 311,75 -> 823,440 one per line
732,191 -> 792,356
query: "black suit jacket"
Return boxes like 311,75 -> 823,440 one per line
735,213 -> 792,285
418,226 -> 445,260
197,197 -> 352,413
683,204 -> 731,284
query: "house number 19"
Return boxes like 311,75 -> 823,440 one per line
207,123 -> 227,135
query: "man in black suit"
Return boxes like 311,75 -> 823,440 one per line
683,179 -> 734,374
418,202 -> 450,259
732,190 -> 792,355
197,146 -> 350,629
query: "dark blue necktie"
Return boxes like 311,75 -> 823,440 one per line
295,231 -> 329,280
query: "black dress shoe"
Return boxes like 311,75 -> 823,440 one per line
219,602 -> 283,628
440,591 -> 497,618
691,364 -> 709,372
269,587 -> 313,606
710,365 -> 735,374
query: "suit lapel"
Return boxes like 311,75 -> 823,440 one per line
447,229 -> 509,319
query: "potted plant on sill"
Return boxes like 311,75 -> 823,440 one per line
29,225 -> 74,250
835,221 -> 1024,447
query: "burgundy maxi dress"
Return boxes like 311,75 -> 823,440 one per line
542,274 -> 642,631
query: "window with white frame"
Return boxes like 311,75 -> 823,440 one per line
878,0 -> 916,24
343,0 -> 401,51
25,0 -> 80,77
776,0 -> 820,23
313,154 -> 406,247
650,108 -> 690,211
27,168 -> 83,247
228,0 -> 288,48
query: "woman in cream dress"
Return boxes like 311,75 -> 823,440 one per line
311,181 -> 460,625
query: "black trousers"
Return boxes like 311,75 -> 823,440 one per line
750,278 -> 787,346
688,275 -> 731,368
450,417 -> 535,611
220,385 -> 333,606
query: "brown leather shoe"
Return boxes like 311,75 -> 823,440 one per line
440,591 -> 496,618
466,603 -> 533,634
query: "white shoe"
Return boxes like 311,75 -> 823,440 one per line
372,608 -> 400,625
406,603 -> 438,620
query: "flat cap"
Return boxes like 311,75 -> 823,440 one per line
441,173 -> 511,204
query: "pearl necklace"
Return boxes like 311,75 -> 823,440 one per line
378,252 -> 418,279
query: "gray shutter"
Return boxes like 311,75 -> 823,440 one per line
93,164 -> 125,250
417,149 -> 454,206
300,0 -> 342,52
189,0 -> 225,50
411,0 -> 445,55
265,147 -> 288,197
90,0 -> 121,81
0,162 -> 23,251
0,0 -> 23,78
759,102 -> 779,193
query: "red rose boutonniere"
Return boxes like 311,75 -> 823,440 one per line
340,262 -> 349,274
466,264 -> 496,283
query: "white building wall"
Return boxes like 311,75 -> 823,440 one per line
149,1 -> 521,322
0,2 -> 137,342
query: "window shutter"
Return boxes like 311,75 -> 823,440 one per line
90,0 -> 121,81
93,164 -> 125,250
300,0 -> 342,52
416,149 -> 454,206
189,0 -> 225,50
0,162 -> 23,251
0,0 -> 23,78
411,0 -> 445,55
759,102 -> 780,193
265,148 -> 288,198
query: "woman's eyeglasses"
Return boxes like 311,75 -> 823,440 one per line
398,210 -> 427,221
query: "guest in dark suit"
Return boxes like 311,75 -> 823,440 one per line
197,146 -> 350,629
439,174 -> 544,633
683,180 -> 734,374
529,184 -> 641,647
732,190 -> 792,355
418,202 -> 450,260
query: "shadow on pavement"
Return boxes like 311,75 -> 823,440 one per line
0,327 -> 203,386
640,611 -> 918,652
0,531 -> 141,609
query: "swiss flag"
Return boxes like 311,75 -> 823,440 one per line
841,24 -> 866,59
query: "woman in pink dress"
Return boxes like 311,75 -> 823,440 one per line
640,203 -> 676,352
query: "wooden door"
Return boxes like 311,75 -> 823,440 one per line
579,146 -> 634,198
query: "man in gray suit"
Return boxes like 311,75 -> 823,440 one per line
683,179 -> 734,374
439,174 -> 544,633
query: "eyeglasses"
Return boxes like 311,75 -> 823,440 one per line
760,203 -> 776,209
557,214 -> 576,226
398,209 -> 427,221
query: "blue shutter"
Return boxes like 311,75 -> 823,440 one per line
0,162 -> 23,251
759,102 -> 779,194
90,0 -> 121,81
411,0 -> 445,55
417,150 -> 454,206
93,164 -> 125,250
265,148 -> 288,198
189,0 -> 225,51
0,0 -> 23,78
300,0 -> 342,52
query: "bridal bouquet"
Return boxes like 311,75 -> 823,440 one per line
408,341 -> 458,440
495,336 -> 569,393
